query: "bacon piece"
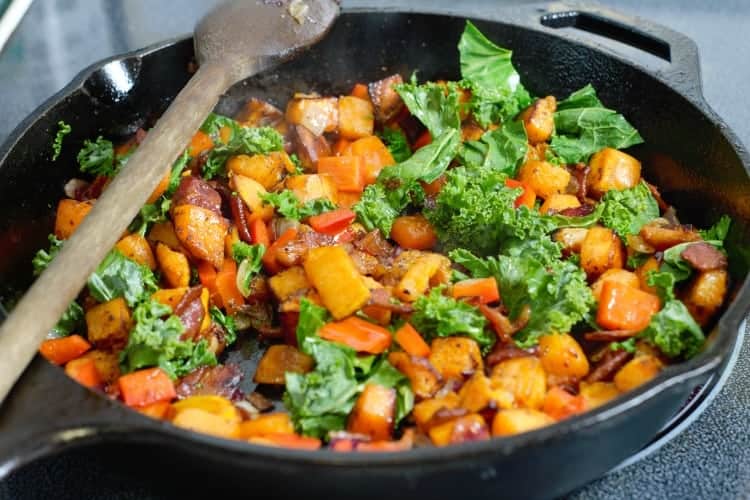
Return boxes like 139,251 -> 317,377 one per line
368,74 -> 404,123
486,343 -> 537,367
367,288 -> 413,314
584,330 -> 639,342
586,348 -> 633,383
171,176 -> 222,216
175,363 -> 244,400
174,286 -> 205,340
681,242 -> 727,271
354,230 -> 394,258
289,124 -> 331,171
557,204 -> 596,218
230,193 -> 254,243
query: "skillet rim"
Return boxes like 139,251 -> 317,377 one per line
0,8 -> 748,468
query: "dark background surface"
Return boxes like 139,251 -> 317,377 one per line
0,0 -> 748,498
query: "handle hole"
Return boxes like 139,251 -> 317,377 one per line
541,11 -> 671,62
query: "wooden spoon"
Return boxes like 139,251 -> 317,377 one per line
0,0 -> 339,403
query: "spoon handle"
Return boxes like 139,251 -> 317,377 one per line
0,61 -> 231,404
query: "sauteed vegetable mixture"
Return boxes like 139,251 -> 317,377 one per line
34,22 -> 732,450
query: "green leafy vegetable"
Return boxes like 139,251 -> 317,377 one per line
119,300 -> 217,379
128,152 -> 189,236
610,338 -> 637,353
551,84 -> 643,164
289,153 -> 305,175
210,305 -> 238,345
600,182 -> 659,239
352,183 -> 401,236
639,300 -> 705,359
458,20 -> 532,127
459,120 -> 528,176
52,121 -> 71,161
410,286 -> 493,350
32,234 -> 63,276
232,241 -> 265,297
203,125 -> 284,179
544,203 -> 605,229
425,164 -> 553,255
394,75 -> 461,137
87,249 -> 158,307
699,215 -> 732,242
200,113 -> 241,142
77,136 -> 117,177
260,190 -> 336,220
379,128 -> 412,163
50,301 -> 84,338
451,238 -> 594,348
284,299 -> 413,438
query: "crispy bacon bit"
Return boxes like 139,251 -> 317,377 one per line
80,175 -> 109,200
354,229 -> 394,258
558,204 -> 596,218
247,391 -> 274,413
289,124 -> 331,170
566,163 -> 589,202
479,304 -> 530,345
174,286 -> 205,340
175,363 -> 244,400
584,330 -> 639,342
681,242 -> 728,271
171,176 -> 222,216
367,287 -> 414,314
230,193 -> 254,244
281,311 -> 300,346
368,74 -> 404,123
586,348 -> 633,383
486,343 -> 537,367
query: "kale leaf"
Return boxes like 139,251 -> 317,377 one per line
77,136 -> 117,177
639,299 -> 705,359
459,120 -> 528,176
394,75 -> 461,137
52,121 -> 71,161
209,305 -> 238,345
352,183 -> 401,236
232,241 -> 265,297
600,182 -> 659,239
260,190 -> 336,220
32,234 -> 63,276
119,300 -> 217,379
202,122 -> 284,179
87,249 -> 158,307
699,215 -> 732,242
551,84 -> 643,164
379,127 -> 412,163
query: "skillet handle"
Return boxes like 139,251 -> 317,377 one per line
534,2 -> 703,99
0,356 -> 152,479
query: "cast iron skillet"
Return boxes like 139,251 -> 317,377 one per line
0,3 -> 749,498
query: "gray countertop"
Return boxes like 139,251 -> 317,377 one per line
1,0 -> 748,498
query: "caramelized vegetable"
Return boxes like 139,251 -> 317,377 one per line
587,148 -> 641,197
519,96 -> 556,145
391,215 -> 438,250
492,409 -> 554,437
388,351 -> 442,399
227,152 -> 291,190
319,316 -> 392,354
517,160 -> 570,199
285,96 -> 338,136
490,357 -> 547,410
85,297 -> 132,349
39,335 -> 91,365
580,226 -> 625,278
54,199 -> 93,239
156,243 -> 190,288
233,175 -> 275,222
172,205 -> 228,269
239,413 -> 295,438
429,337 -> 483,381
254,345 -> 315,385
597,281 -> 660,331
347,384 -> 397,441
115,233 -> 156,270
613,354 -> 663,392
338,96 -> 375,139
303,246 -> 370,319
683,269 -> 728,326
537,333 -> 589,379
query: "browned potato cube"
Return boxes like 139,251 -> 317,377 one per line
579,381 -> 620,409
156,242 -> 191,288
639,222 -> 701,251
412,392 -> 460,430
580,226 -> 625,278
554,227 -> 588,254
458,372 -> 513,412
254,345 -> 314,385
587,148 -> 641,198
490,357 -> 547,410
285,174 -> 338,205
289,124 -> 332,171
613,354 -> 663,392
635,256 -> 660,294
519,96 -> 556,144
303,246 -> 370,319
492,409 -> 554,437
538,333 -> 590,379
227,152 -> 292,190
85,298 -> 132,349
268,266 -> 311,302
518,160 -> 571,199
429,337 -> 484,380
395,253 -> 451,302
347,384 -> 396,441
683,269 -> 728,326
80,349 -> 120,383
591,269 -> 641,302
428,414 -> 489,446
338,96 -> 374,140
388,351 -> 442,399
540,194 -> 581,214
285,97 -> 338,136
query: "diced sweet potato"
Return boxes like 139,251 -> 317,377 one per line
285,97 -> 338,136
285,173 -> 338,204
429,337 -> 484,381
227,152 -> 292,190
428,414 -> 489,447
338,96 -> 374,140
591,269 -> 640,302
538,333 -> 589,379
349,136 -> 395,184
519,96 -> 556,144
232,175 -> 275,222
639,222 -> 701,251
395,253 -> 451,302
156,243 -> 190,288
539,194 -> 580,215
491,409 -> 554,437
116,233 -> 156,270
147,221 -> 184,252
587,148 -> 641,198
239,413 -> 294,438
268,266 -> 311,302
172,395 -> 241,423
171,407 -> 241,439
152,287 -> 188,310
554,227 -> 589,254
347,384 -> 397,441
613,354 -> 663,392
54,199 -> 93,239
578,381 -> 620,409
303,246 -> 370,319
490,357 -> 547,410
387,351 -> 442,399
518,160 -> 570,199
80,349 -> 120,383
254,345 -> 314,385
580,226 -> 625,278
458,372 -> 514,412
173,204 -> 228,269
289,124 -> 332,171
683,269 -> 728,326
85,297 -> 132,349
412,392 -> 460,430
368,74 -> 404,123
